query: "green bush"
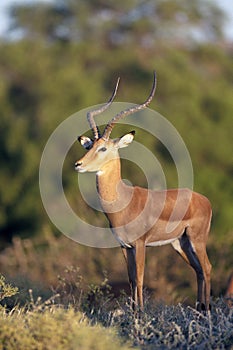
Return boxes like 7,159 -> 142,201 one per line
0,307 -> 131,350
0,275 -> 18,301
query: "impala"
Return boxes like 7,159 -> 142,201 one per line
75,72 -> 212,311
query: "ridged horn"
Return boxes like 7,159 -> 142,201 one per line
102,71 -> 157,140
87,77 -> 120,139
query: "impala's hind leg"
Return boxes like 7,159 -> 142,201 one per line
179,232 -> 206,311
185,226 -> 212,311
172,229 -> 211,311
190,242 -> 212,311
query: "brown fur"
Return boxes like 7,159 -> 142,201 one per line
76,140 -> 212,311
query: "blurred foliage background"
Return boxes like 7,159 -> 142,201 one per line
0,0 -> 232,305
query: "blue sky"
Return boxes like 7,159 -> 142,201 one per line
0,0 -> 233,40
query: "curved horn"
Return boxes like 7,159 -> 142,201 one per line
102,71 -> 157,141
87,77 -> 120,140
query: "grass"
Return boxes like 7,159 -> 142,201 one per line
0,273 -> 232,350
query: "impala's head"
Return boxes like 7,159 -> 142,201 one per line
75,131 -> 135,173
75,71 -> 157,174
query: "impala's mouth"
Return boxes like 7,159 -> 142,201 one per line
75,167 -> 86,173
76,168 -> 86,173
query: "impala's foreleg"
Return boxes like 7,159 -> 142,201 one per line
122,247 -> 137,309
122,240 -> 145,311
135,240 -> 146,310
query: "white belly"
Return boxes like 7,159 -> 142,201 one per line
146,237 -> 178,247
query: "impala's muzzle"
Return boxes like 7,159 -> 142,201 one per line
75,161 -> 83,172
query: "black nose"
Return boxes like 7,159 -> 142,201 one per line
75,161 -> 82,167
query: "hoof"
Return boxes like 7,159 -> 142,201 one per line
196,301 -> 211,313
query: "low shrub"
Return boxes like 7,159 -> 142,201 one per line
0,274 -> 232,350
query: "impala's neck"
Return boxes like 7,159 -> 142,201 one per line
96,157 -> 122,203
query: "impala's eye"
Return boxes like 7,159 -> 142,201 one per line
98,147 -> 107,152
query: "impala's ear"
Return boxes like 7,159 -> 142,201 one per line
78,136 -> 93,150
116,131 -> 135,149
